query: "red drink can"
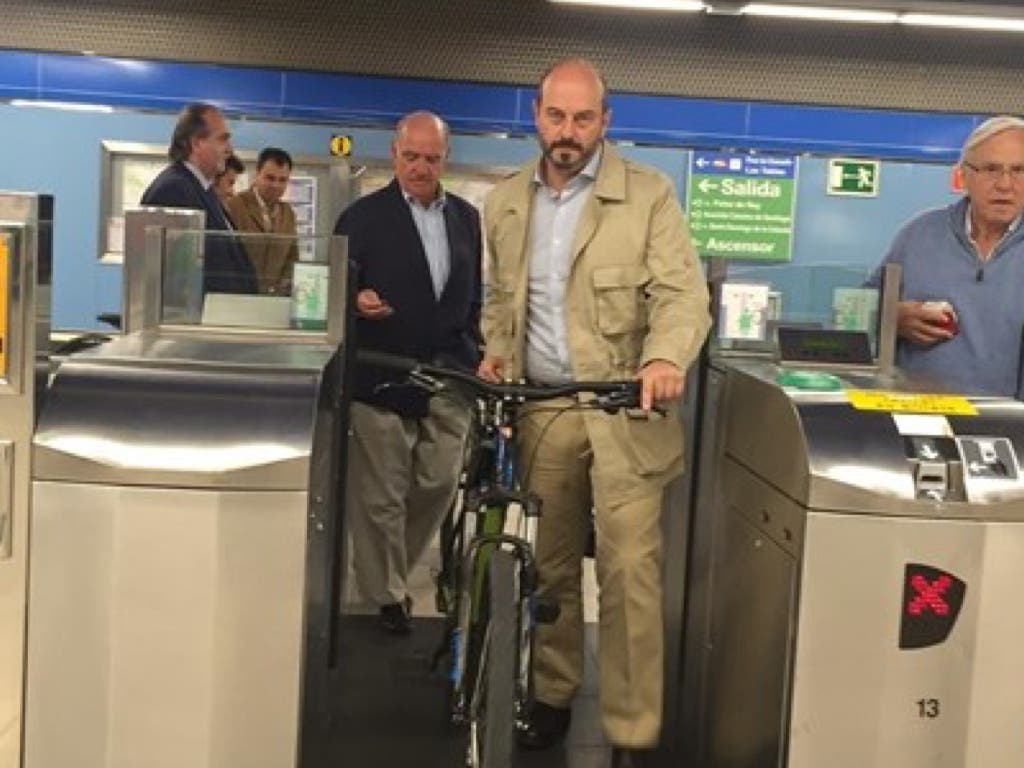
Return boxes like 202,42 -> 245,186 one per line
922,301 -> 959,335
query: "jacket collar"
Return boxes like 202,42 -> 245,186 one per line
592,142 -> 627,202
183,160 -> 213,190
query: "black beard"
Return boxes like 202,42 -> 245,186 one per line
542,139 -> 589,170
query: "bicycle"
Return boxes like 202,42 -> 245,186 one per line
356,350 -> 644,768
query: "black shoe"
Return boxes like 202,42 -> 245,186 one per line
379,600 -> 411,635
611,747 -> 655,768
516,701 -> 571,750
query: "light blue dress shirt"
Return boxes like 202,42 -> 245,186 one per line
405,190 -> 450,300
525,148 -> 601,384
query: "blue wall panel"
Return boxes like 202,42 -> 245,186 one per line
604,93 -> 751,145
0,51 -> 39,98
284,72 -> 522,130
38,54 -> 285,114
0,49 -> 993,161
748,103 -> 978,159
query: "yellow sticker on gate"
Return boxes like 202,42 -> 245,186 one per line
846,389 -> 977,416
0,235 -> 7,379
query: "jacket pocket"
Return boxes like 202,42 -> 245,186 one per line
592,265 -> 650,335
616,409 -> 684,476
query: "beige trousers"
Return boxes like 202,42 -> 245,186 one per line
520,403 -> 666,749
345,396 -> 469,606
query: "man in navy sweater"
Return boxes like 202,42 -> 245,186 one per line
336,111 -> 481,633
142,103 -> 257,295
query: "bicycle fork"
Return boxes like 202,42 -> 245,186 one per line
450,528 -> 538,725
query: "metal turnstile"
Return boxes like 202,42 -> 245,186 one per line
0,192 -> 50,768
23,221 -> 348,768
686,357 -> 1024,767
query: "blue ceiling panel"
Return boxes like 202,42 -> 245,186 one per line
0,50 -> 40,98
39,54 -> 283,112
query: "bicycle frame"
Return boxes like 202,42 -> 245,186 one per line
445,396 -> 541,736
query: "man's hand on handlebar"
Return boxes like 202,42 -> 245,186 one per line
478,355 -> 506,383
637,359 -> 684,411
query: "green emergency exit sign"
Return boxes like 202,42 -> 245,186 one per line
827,158 -> 880,197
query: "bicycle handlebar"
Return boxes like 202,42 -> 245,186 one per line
356,349 -> 642,407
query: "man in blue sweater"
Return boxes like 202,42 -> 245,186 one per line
874,115 -> 1024,397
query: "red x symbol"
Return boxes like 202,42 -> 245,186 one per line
907,574 -> 951,616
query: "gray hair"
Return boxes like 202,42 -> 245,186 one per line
960,115 -> 1024,163
395,111 -> 450,144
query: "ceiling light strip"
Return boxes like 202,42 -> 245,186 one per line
899,13 -> 1024,33
549,0 -> 706,11
741,4 -> 897,23
549,0 -> 1024,31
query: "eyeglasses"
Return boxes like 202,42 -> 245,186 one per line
962,160 -> 1024,183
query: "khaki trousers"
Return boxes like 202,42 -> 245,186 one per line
346,396 -> 469,606
520,403 -> 665,749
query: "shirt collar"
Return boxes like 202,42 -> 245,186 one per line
184,161 -> 213,190
402,184 -> 446,211
965,201 -> 1021,241
253,187 -> 273,212
533,144 -> 603,189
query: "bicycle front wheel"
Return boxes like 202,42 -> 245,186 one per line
470,548 -> 517,768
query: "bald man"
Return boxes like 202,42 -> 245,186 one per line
336,111 -> 482,634
479,59 -> 710,767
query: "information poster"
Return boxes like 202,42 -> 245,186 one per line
284,175 -> 317,261
719,282 -> 770,341
833,287 -> 879,332
687,152 -> 798,262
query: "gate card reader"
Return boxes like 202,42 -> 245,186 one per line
904,435 -> 961,502
959,437 -> 1017,479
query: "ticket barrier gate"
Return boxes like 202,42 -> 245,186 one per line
687,357 -> 1024,768
23,220 -> 348,768
0,192 -> 50,768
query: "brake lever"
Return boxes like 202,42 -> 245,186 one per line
371,369 -> 446,396
596,391 -> 669,418
408,369 -> 446,394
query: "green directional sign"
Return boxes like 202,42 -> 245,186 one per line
686,152 -> 798,263
827,158 -> 880,197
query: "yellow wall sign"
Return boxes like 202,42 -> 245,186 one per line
847,389 -> 978,416
0,235 -> 7,379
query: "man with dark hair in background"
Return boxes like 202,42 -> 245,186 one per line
478,58 -> 710,768
336,110 -> 482,635
142,102 -> 257,294
227,147 -> 300,294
